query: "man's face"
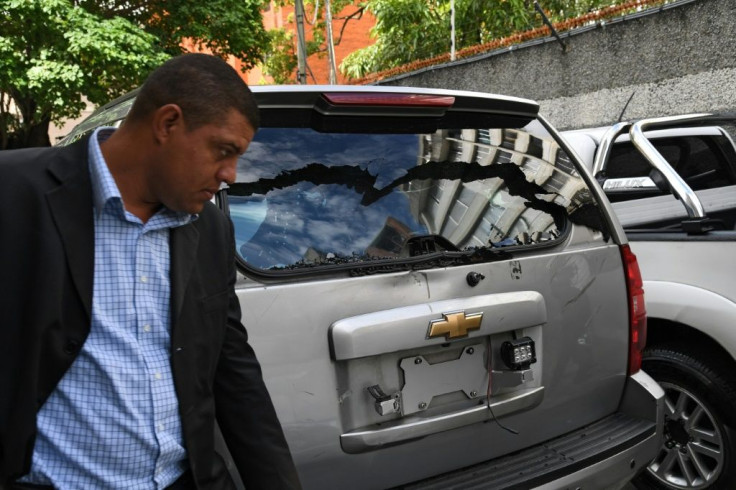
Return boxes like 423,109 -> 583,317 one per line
152,108 -> 255,215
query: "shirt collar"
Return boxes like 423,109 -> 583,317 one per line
88,127 -> 197,226
88,127 -> 119,219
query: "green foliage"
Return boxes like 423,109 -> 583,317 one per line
0,0 -> 168,147
0,0 -> 271,148
262,28 -> 299,84
341,43 -> 381,80
76,0 -> 270,71
340,0 -> 630,79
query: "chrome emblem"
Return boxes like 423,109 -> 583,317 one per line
427,311 -> 483,340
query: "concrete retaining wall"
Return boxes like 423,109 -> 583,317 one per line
377,0 -> 736,130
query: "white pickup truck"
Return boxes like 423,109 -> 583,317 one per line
563,115 -> 736,490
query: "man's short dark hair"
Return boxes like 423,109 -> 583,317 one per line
127,53 -> 260,131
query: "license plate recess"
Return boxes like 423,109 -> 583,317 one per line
399,343 -> 487,416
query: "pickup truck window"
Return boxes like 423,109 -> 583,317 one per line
607,135 -> 736,199
228,125 -> 589,274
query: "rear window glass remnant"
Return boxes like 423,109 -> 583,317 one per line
228,124 -> 596,273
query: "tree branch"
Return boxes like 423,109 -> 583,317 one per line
334,7 -> 364,46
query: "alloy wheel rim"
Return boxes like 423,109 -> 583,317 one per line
647,381 -> 725,489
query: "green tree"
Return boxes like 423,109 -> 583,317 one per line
0,0 -> 270,149
75,0 -> 269,68
340,0 -> 630,79
0,0 -> 166,148
262,27 -> 299,84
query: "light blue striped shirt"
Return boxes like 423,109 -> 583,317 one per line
21,128 -> 196,489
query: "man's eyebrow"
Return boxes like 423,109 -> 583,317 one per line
219,140 -> 244,154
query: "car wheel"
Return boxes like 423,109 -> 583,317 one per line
633,346 -> 736,490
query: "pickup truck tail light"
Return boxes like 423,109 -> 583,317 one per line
621,244 -> 647,375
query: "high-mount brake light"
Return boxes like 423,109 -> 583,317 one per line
621,244 -> 647,375
322,93 -> 455,107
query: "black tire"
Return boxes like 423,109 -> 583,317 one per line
633,346 -> 736,490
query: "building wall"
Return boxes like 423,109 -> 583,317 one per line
377,0 -> 735,131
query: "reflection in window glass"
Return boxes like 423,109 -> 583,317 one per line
57,98 -> 134,146
229,124 -> 592,272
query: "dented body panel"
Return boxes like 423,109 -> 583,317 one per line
238,243 -> 635,488
562,117 -> 736,362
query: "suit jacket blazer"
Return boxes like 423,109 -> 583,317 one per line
0,138 -> 300,489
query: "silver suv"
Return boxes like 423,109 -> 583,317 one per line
62,85 -> 663,489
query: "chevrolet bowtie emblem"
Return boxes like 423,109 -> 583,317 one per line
427,311 -> 483,340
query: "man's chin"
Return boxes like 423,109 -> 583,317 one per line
170,201 -> 206,216
189,202 -> 207,214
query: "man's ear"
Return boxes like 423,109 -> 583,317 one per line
152,104 -> 184,143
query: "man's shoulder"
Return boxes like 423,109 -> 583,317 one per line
0,146 -> 56,169
0,147 -> 56,198
0,141 -> 85,175
0,140 -> 89,189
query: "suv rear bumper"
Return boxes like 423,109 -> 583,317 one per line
400,371 -> 665,490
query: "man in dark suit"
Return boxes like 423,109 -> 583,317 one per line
0,54 -> 301,489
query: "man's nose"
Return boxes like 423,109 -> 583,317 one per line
217,160 -> 237,185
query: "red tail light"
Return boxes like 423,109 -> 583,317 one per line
621,244 -> 647,374
323,93 -> 455,107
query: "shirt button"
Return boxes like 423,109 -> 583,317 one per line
141,275 -> 148,283
158,423 -> 165,432
154,372 -> 162,380
143,324 -> 151,332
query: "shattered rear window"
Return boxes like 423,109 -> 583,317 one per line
228,122 -> 599,274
